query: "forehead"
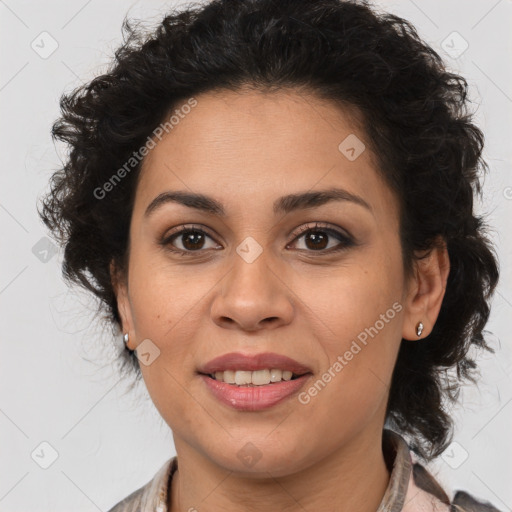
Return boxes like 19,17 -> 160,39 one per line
142,88 -> 367,173
133,88 -> 398,225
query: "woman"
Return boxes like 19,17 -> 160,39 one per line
38,0 -> 502,510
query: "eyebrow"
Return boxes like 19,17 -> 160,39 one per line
144,187 -> 372,218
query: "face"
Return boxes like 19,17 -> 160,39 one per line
114,88 -> 420,476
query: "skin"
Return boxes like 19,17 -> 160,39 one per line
111,88 -> 450,512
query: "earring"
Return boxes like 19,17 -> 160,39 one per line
123,333 -> 129,348
416,322 -> 424,338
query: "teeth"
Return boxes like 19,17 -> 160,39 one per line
211,369 -> 296,385
252,369 -> 270,385
222,370 -> 235,384
270,369 -> 282,382
235,370 -> 252,385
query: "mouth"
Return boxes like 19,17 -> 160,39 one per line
197,351 -> 312,376
197,352 -> 313,411
198,372 -> 312,411
200,369 -> 306,386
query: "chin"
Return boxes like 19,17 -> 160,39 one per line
205,437 -> 312,478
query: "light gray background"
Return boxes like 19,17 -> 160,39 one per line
1,0 -> 511,510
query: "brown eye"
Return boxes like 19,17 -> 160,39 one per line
302,230 -> 329,250
160,222 -> 354,256
161,225 -> 221,254
289,223 -> 355,253
175,230 -> 208,251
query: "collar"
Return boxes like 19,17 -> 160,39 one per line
378,429 -> 450,512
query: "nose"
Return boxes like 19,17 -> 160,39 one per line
210,249 -> 295,332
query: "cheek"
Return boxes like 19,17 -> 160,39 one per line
299,289 -> 403,440
124,255 -> 208,392
301,246 -> 404,402
127,250 -> 211,337
297,249 -> 404,351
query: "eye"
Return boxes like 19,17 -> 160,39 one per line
288,222 -> 354,253
160,222 -> 355,256
160,224 -> 221,254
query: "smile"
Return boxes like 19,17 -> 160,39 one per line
200,373 -> 312,411
208,369 -> 298,385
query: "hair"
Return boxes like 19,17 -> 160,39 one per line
38,0 -> 499,461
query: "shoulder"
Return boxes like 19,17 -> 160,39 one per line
411,461 -> 503,512
106,457 -> 176,512
450,490 -> 504,512
382,429 -> 502,512
106,485 -> 145,512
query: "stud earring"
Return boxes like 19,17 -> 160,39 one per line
416,322 -> 424,338
123,333 -> 130,350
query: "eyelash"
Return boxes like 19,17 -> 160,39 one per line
160,222 -> 355,256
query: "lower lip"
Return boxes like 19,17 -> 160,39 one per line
200,374 -> 311,411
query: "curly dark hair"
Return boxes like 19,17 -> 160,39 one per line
38,0 -> 499,461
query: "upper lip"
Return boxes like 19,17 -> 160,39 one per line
198,352 -> 312,375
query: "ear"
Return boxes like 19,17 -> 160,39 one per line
401,238 -> 450,340
110,259 -> 135,350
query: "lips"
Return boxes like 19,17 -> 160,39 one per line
197,351 -> 312,375
200,374 -> 311,411
197,352 -> 313,411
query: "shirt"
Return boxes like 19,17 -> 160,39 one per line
106,429 -> 502,512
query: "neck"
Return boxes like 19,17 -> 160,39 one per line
168,427 -> 391,512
